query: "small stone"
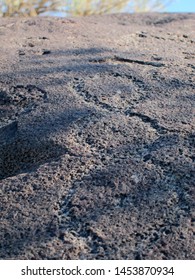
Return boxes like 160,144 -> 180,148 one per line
41,49 -> 51,55
39,36 -> 49,40
19,50 -> 25,56
138,33 -> 147,38
152,55 -> 163,61
28,42 -> 35,47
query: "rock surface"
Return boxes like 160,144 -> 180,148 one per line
0,13 -> 194,260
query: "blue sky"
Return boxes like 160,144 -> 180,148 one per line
39,0 -> 195,16
166,0 -> 195,12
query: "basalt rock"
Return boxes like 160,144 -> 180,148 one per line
0,13 -> 194,260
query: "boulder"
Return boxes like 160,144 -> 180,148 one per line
0,13 -> 194,260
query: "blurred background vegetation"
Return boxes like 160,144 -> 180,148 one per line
0,0 -> 173,17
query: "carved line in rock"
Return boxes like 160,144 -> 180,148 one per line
125,111 -> 167,135
73,80 -> 113,111
71,72 -> 148,113
71,73 -> 168,136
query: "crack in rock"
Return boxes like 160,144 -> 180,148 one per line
113,56 -> 165,67
71,72 -> 149,114
89,56 -> 165,67
71,75 -> 166,136
125,110 -> 167,134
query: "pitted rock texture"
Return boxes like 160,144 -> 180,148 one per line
0,13 -> 194,260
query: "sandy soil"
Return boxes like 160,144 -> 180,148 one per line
0,13 -> 194,259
